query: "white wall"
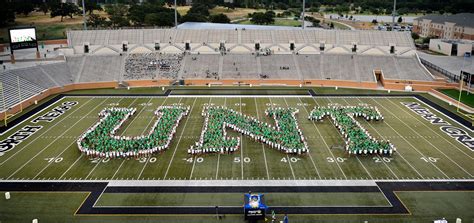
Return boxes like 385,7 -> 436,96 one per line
429,39 -> 452,55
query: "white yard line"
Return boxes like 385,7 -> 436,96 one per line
302,97 -> 347,179
136,98 -> 169,180
86,97 -> 139,180
239,97 -> 244,180
369,98 -> 450,179
388,98 -> 473,160
348,98 -> 403,179
189,98 -> 207,180
35,98 -> 135,179
6,98 -> 108,180
84,97 -> 156,181
0,98 -> 94,166
325,97 -> 373,180
270,98 -> 295,180
283,98 -> 322,179
254,98 -> 271,180
215,97 -> 227,180
163,98 -> 195,180
58,154 -> 83,179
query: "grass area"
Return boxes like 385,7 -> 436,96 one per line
439,89 -> 474,108
96,192 -> 388,207
0,191 -> 471,222
0,11 -> 104,43
0,95 -> 472,181
237,18 -> 301,27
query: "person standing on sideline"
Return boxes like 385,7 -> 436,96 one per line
283,214 -> 289,223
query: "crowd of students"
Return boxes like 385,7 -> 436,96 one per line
188,106 -> 309,155
77,106 -> 190,158
124,53 -> 183,80
309,105 -> 396,156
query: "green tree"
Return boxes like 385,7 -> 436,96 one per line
188,4 -> 210,16
87,13 -> 109,28
250,12 -> 274,25
85,0 -> 103,15
37,3 -> 49,15
411,32 -> 420,40
210,13 -> 230,23
0,1 -> 15,27
129,3 -> 179,26
105,4 -> 130,27
145,12 -> 175,26
397,16 -> 403,23
181,13 -> 208,22
15,2 -> 35,16
50,2 -> 81,22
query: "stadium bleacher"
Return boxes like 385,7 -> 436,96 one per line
0,28 -> 438,112
67,29 -> 414,48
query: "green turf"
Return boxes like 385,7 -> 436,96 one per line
0,95 -> 472,181
0,191 -> 471,222
439,89 -> 474,108
95,192 -> 388,207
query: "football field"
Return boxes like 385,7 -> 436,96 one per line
1,94 -> 472,182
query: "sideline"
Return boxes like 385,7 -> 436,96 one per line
0,181 -> 472,215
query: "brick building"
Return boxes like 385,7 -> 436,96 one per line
413,13 -> 474,40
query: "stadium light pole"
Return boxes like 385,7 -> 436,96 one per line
174,0 -> 178,29
392,0 -> 397,25
0,82 -> 6,126
301,0 -> 305,29
82,0 -> 87,30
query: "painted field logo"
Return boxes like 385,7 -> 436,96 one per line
402,102 -> 474,151
309,104 -> 395,155
31,101 -> 79,123
0,125 -> 43,153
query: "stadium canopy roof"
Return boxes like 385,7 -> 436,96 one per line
177,22 -> 312,30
